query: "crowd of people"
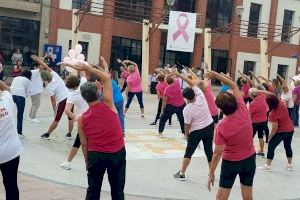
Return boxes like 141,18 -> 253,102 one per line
0,53 -> 297,200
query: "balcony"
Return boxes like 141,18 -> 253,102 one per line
0,0 -> 41,13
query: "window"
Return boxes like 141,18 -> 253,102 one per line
211,50 -> 229,73
114,0 -> 152,22
277,65 -> 288,80
170,0 -> 196,12
248,3 -> 261,38
72,0 -> 87,9
0,16 -> 40,66
206,0 -> 233,29
281,10 -> 294,42
159,43 -> 191,67
243,61 -> 255,78
110,36 -> 142,71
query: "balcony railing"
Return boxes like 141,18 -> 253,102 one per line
18,0 -> 41,3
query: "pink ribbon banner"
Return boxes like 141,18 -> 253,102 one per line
173,13 -> 190,42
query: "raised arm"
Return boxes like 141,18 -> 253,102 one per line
258,76 -> 271,83
249,71 -> 261,84
68,63 -> 113,108
277,74 -> 287,86
31,55 -> 53,72
124,60 -> 138,71
117,59 -> 128,71
0,80 -> 10,91
100,57 -> 109,74
206,71 -> 241,98
174,71 -> 195,87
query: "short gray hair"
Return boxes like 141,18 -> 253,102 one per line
40,70 -> 53,82
80,82 -> 99,103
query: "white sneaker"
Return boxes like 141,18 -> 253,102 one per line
60,161 -> 71,170
18,134 -> 24,139
258,164 -> 272,172
285,164 -> 293,171
30,118 -> 40,123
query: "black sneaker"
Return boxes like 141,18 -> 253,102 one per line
65,133 -> 72,139
41,133 -> 50,140
173,171 -> 186,181
256,152 -> 265,158
150,122 -> 156,125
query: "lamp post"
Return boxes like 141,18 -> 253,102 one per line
141,0 -> 176,91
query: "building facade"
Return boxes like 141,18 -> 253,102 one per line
0,0 -> 51,66
48,0 -> 300,80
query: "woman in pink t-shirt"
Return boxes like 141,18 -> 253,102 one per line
150,73 -> 172,126
158,74 -> 185,136
254,90 -> 294,172
206,71 -> 256,200
118,59 -> 130,93
123,60 -> 144,117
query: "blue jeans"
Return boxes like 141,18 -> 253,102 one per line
12,95 -> 25,135
115,101 -> 125,133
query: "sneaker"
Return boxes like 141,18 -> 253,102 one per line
18,134 -> 24,139
168,123 -> 172,126
256,152 -> 265,158
60,161 -> 71,170
258,164 -> 272,172
158,133 -> 164,138
285,164 -> 293,171
65,133 -> 72,139
30,118 -> 40,123
150,122 -> 156,125
141,114 -> 145,118
173,171 -> 186,181
41,133 -> 50,140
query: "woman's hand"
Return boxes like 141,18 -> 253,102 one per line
207,173 -> 215,191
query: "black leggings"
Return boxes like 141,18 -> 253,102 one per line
86,148 -> 126,200
288,107 -> 293,120
267,132 -> 293,160
184,123 -> 214,162
0,156 -> 20,200
121,82 -> 127,93
154,98 -> 172,124
125,92 -> 144,109
73,134 -> 81,148
159,104 -> 185,134
252,121 -> 269,142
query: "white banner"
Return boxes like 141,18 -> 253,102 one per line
166,11 -> 197,53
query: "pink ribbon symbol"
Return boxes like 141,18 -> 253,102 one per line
173,13 -> 190,42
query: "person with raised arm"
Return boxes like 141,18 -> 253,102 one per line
158,69 -> 186,137
248,86 -> 269,157
67,63 -> 125,200
238,70 -> 253,104
31,55 -> 73,140
172,71 -> 214,181
206,71 -> 256,200
123,60 -> 144,117
0,80 -> 22,200
253,89 -> 294,172
58,67 -> 89,170
118,59 -> 130,93
150,72 -> 172,126
277,74 -> 294,119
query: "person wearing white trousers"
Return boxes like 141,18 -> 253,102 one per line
29,67 -> 43,123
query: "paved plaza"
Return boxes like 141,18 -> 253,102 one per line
1,91 -> 300,200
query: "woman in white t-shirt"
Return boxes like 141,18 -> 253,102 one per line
0,80 -> 22,200
278,74 -> 294,119
10,69 -> 32,136
60,73 -> 89,170
31,55 -> 72,140
29,65 -> 44,123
